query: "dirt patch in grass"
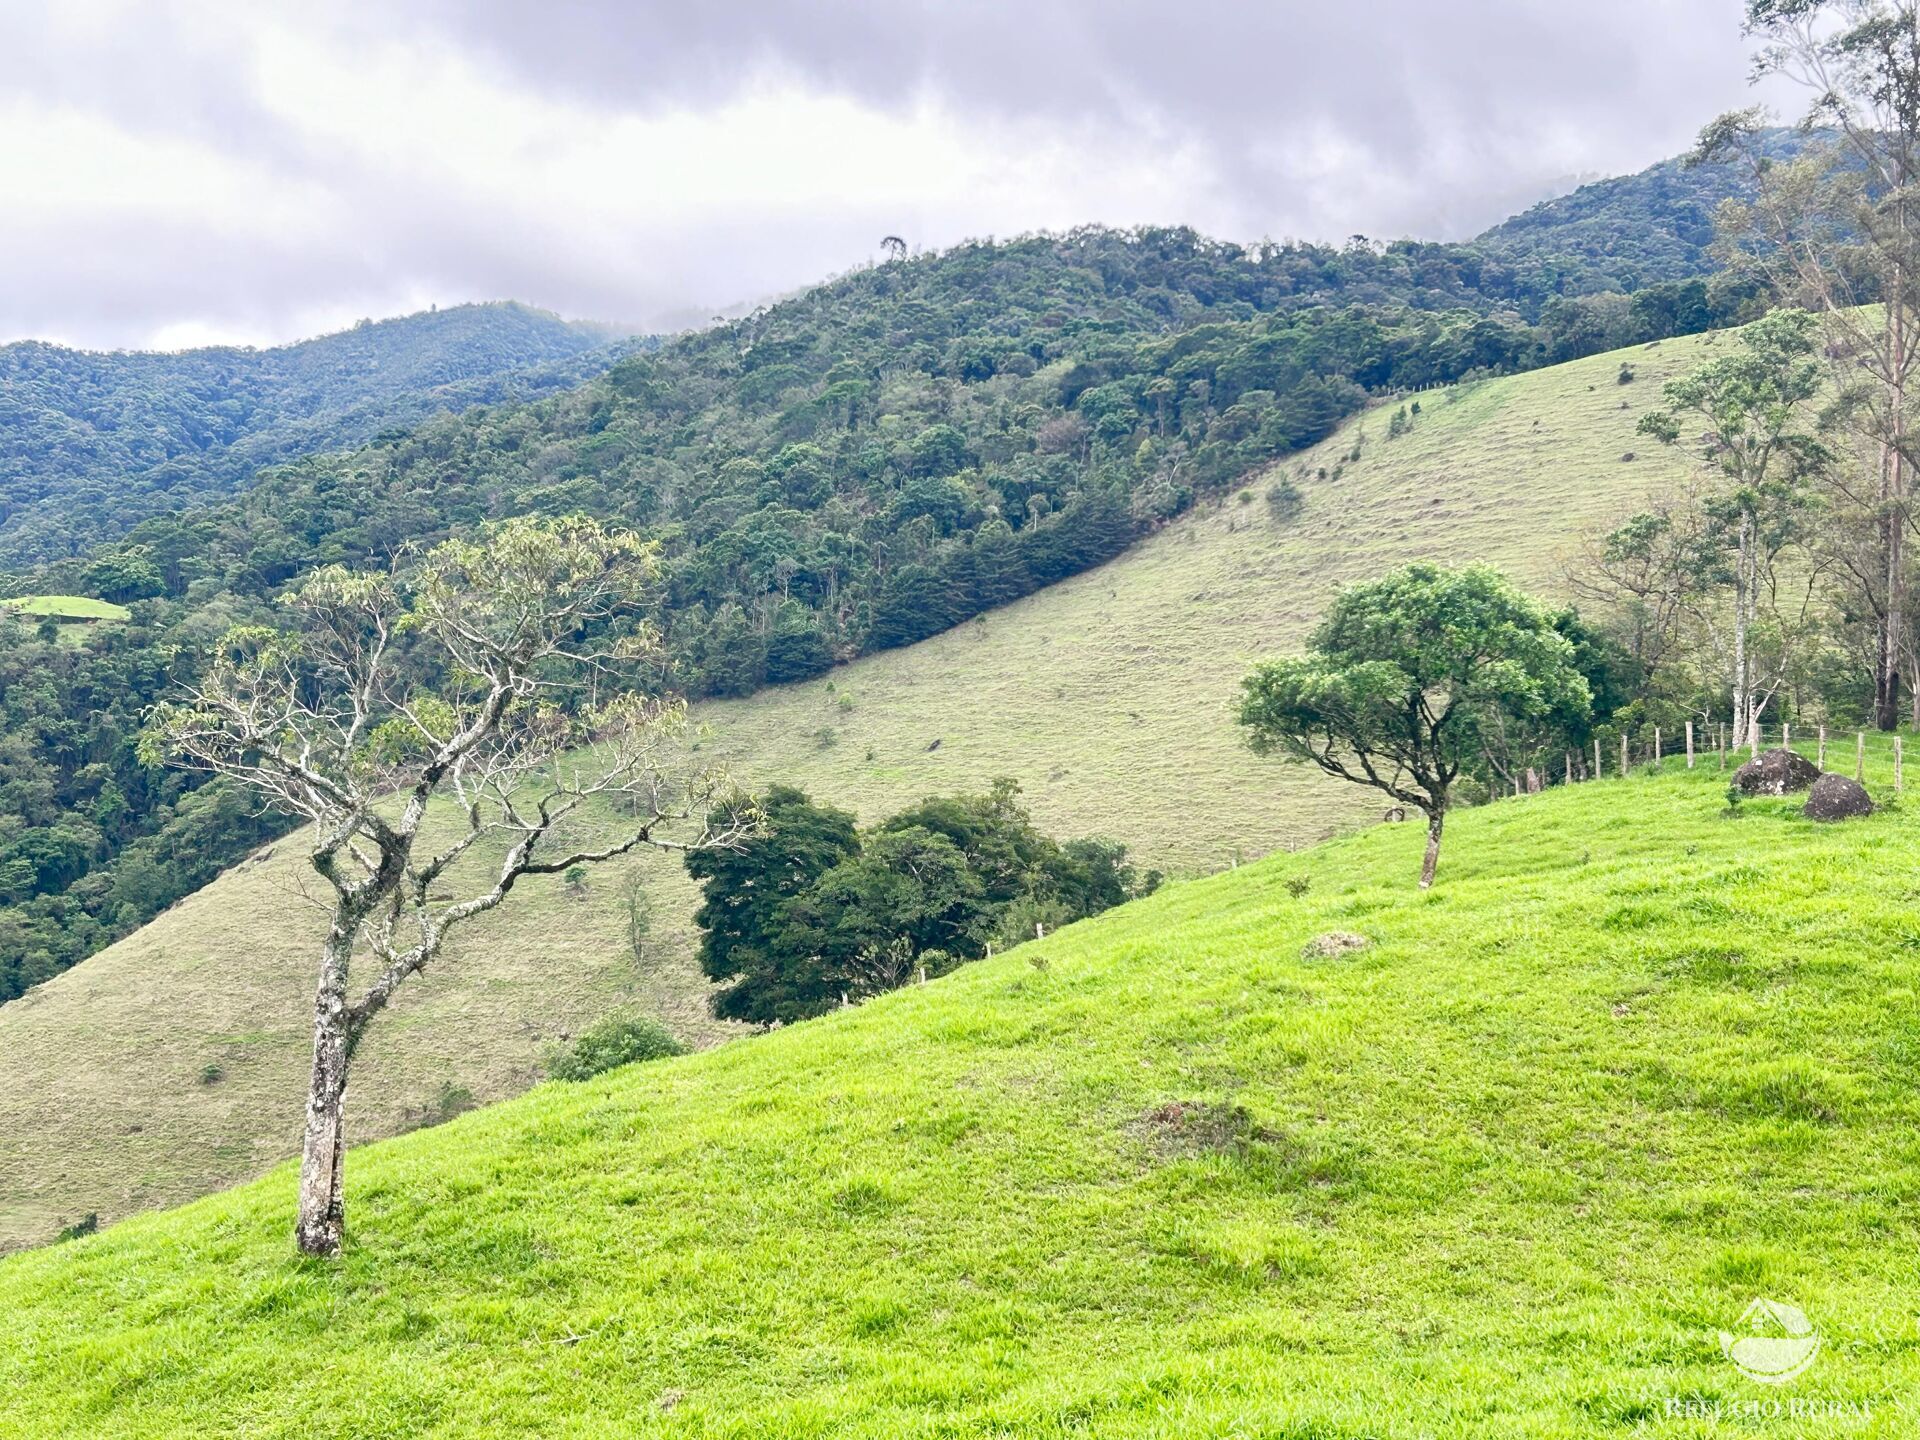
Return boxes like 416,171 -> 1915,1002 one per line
1132,1099 -> 1277,1159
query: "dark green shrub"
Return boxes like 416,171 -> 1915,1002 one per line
550,1014 -> 687,1081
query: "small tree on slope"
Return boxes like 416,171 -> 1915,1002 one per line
1237,564 -> 1590,888
143,516 -> 751,1258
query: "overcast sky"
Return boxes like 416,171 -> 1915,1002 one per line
1,1 -> 1787,352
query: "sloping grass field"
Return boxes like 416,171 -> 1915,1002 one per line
0,334 -> 1716,1249
0,594 -> 132,620
4,761 -> 1919,1436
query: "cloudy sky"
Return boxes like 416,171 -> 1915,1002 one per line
2,1 -> 1785,351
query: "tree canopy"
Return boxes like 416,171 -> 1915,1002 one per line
1238,564 -> 1592,886
0,303 -> 634,567
687,779 -> 1152,1024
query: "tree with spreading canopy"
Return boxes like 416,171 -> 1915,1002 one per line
1238,564 -> 1591,888
142,515 -> 752,1257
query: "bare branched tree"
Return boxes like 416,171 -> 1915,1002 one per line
143,516 -> 754,1257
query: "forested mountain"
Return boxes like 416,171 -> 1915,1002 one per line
0,302 -> 639,565
33,227 -> 1763,685
0,189 -> 1772,1001
1471,127 -> 1812,295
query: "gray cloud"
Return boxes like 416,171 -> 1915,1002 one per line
413,0 -> 1763,227
0,1 -> 1778,350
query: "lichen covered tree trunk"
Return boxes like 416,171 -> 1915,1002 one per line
1419,808 -> 1445,890
1879,291 -> 1908,732
295,930 -> 354,1258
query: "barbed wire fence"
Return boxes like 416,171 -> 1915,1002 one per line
1519,720 -> 1909,796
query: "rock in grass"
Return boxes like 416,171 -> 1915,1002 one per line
1732,747 -> 1822,796
1302,931 -> 1370,960
1803,773 -> 1874,822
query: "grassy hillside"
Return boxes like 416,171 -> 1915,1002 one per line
0,594 -> 131,620
5,762 -> 1920,1437
0,593 -> 132,646
0,333 -> 1717,1250
7,228 -> 1744,1005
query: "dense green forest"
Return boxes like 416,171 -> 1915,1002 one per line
0,302 -> 638,565
26,228 -> 1769,685
0,182 -> 1774,1000
0,607 -> 284,1000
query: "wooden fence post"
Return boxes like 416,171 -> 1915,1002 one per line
1819,724 -> 1827,770
1565,751 -> 1573,785
1621,732 -> 1629,777
1654,726 -> 1662,766
1750,720 -> 1759,759
1593,737 -> 1601,781
1857,732 -> 1866,782
1898,736 -> 1905,793
1686,720 -> 1694,769
1783,722 -> 1791,753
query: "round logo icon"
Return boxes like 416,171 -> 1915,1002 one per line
1719,1298 -> 1821,1385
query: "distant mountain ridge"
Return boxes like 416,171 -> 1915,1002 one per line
1472,126 -> 1815,293
0,302 -> 643,566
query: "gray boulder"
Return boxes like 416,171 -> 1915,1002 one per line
1803,772 -> 1874,822
1733,747 -> 1822,796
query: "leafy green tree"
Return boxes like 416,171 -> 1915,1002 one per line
686,786 -> 861,1025
1703,8 -> 1920,726
548,1013 -> 685,1081
908,424 -> 969,478
686,779 -> 1148,1022
1238,564 -> 1590,887
780,826 -> 988,997
82,551 -> 164,602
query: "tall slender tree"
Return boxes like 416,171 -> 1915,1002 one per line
1703,0 -> 1920,726
1636,309 -> 1831,743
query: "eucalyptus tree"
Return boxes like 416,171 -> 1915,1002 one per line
144,516 -> 752,1257
1702,0 -> 1920,725
1636,309 -> 1831,744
